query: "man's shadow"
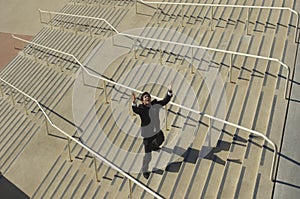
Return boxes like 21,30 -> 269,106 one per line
153,140 -> 232,174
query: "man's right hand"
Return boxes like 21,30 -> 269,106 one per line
132,92 -> 136,103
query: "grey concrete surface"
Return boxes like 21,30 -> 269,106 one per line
5,126 -> 66,197
274,42 -> 300,199
0,0 -> 68,35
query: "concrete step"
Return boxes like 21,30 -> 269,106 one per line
0,98 -> 41,173
1,0 -> 296,198
69,0 -> 134,8
0,56 -> 75,123
47,3 -> 130,38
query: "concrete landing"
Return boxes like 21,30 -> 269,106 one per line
0,0 -> 68,35
274,42 -> 300,198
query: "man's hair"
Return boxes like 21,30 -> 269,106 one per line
141,92 -> 151,100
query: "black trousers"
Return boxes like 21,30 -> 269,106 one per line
142,134 -> 161,172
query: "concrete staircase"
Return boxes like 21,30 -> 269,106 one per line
0,0 -> 298,198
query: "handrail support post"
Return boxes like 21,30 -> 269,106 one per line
165,104 -> 169,131
159,41 -> 163,65
103,81 -> 109,104
128,179 -> 133,199
46,55 -> 50,66
229,54 -> 233,83
33,47 -> 38,62
9,86 -> 15,105
23,95 -> 29,115
133,39 -> 137,59
191,47 -> 194,74
45,115 -> 50,135
89,19 -> 92,37
246,8 -> 250,35
294,12 -> 299,43
73,17 -> 77,32
0,83 -> 3,97
111,30 -> 115,45
156,4 -> 159,24
211,7 -> 214,31
181,5 -> 184,27
49,12 -> 53,28
208,118 -> 212,147
67,137 -> 73,162
39,10 -> 42,24
93,156 -> 100,182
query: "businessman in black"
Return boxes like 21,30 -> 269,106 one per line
132,82 -> 173,179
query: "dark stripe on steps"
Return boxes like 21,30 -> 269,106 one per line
276,39 -> 288,90
260,95 -> 277,166
70,174 -> 87,197
40,160 -> 68,198
80,179 -> 94,198
60,170 -> 80,198
234,166 -> 246,198
3,126 -> 40,173
244,91 -> 264,159
49,163 -> 74,198
31,158 -> 65,198
216,160 -> 230,198
253,173 -> 261,198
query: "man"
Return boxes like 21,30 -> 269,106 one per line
131,82 -> 173,179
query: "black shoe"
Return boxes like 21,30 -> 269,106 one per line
143,172 -> 150,179
152,146 -> 161,151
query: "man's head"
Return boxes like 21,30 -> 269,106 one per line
141,92 -> 151,105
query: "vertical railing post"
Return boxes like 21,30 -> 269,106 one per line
9,86 -> 15,105
49,12 -> 53,28
89,19 -> 92,37
246,8 -> 250,35
12,35 -> 16,50
181,5 -> 184,27
156,4 -> 159,24
60,15 -> 64,32
103,80 -> 109,104
211,7 -> 214,31
190,47 -> 194,74
46,55 -> 50,66
208,117 -> 212,147
73,17 -> 77,32
159,42 -> 162,65
229,54 -> 233,83
271,144 -> 278,181
285,66 -> 290,100
133,38 -> 137,59
81,69 -> 85,84
93,156 -> 100,182
295,13 -> 299,43
128,179 -> 133,199
0,83 -> 3,97
33,47 -> 38,62
67,137 -> 73,162
39,10 -> 42,23
45,115 -> 50,135
165,104 -> 169,131
135,0 -> 137,14
111,30 -> 115,45
23,95 -> 29,115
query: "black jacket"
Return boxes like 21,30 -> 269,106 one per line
132,91 -> 172,138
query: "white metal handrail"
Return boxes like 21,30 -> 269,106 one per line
137,0 -> 299,42
12,34 -> 278,181
0,77 -> 163,199
38,9 -> 291,100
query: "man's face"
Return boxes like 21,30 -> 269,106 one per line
142,94 -> 151,105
